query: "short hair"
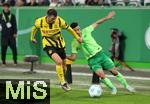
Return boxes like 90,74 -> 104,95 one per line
2,3 -> 10,8
47,9 -> 57,17
2,3 -> 10,7
111,28 -> 118,32
70,22 -> 78,28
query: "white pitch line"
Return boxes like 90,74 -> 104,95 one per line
1,68 -> 150,81
50,80 -> 150,90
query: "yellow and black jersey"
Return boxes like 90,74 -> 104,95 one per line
31,16 -> 79,49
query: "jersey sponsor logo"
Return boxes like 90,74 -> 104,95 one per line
145,26 -> 150,49
42,29 -> 60,34
44,26 -> 48,28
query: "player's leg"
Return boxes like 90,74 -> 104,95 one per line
52,53 -> 71,91
110,68 -> 128,88
94,69 -> 117,95
109,68 -> 135,92
44,47 -> 70,91
57,48 -> 71,91
102,52 -> 135,92
88,53 -> 117,94
51,53 -> 65,84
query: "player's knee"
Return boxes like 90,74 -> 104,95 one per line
99,74 -> 106,79
110,69 -> 118,76
96,72 -> 105,78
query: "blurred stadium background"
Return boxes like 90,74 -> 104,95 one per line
0,0 -> 150,104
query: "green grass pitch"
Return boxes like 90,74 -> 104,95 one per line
50,88 -> 150,104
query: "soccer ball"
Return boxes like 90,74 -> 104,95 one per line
88,85 -> 102,97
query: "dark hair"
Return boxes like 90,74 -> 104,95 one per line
2,3 -> 10,7
111,28 -> 118,32
47,9 -> 57,17
70,22 -> 78,28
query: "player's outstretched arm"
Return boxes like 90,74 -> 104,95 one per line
92,11 -> 115,29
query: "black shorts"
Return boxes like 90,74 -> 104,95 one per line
44,46 -> 66,60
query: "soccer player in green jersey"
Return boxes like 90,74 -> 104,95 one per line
67,11 -> 135,94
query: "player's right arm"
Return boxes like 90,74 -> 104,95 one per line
92,11 -> 115,29
31,18 -> 40,43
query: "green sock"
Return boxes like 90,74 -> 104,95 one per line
116,72 -> 129,88
101,78 -> 116,89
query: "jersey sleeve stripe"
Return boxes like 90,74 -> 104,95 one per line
58,18 -> 61,27
40,19 -> 43,28
65,25 -> 69,29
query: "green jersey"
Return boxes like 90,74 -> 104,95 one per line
71,25 -> 102,60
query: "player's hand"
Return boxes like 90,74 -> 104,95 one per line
31,39 -> 37,44
77,37 -> 82,44
66,53 -> 77,61
106,11 -> 115,20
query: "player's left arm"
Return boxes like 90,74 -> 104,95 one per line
67,39 -> 80,62
92,11 -> 115,29
67,53 -> 77,61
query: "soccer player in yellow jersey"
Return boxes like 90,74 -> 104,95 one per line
31,9 -> 82,91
